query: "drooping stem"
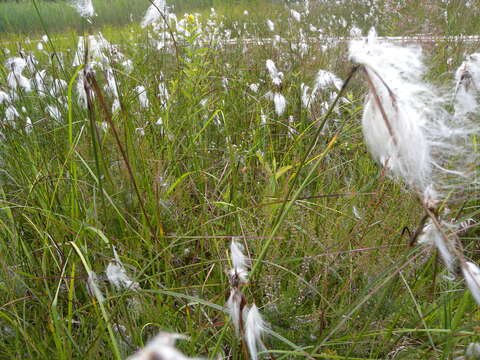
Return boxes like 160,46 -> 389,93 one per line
86,72 -> 159,240
361,66 -> 399,148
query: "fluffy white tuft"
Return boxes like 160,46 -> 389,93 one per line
6,57 -> 31,93
418,221 -> 456,273
230,240 -> 247,272
135,85 -> 150,108
273,93 -> 287,116
290,9 -> 301,22
141,0 -> 168,28
158,80 -> 170,109
226,288 -> 244,336
107,247 -> 140,291
249,83 -> 259,93
6,57 -> 27,73
301,70 -> 343,111
0,91 -> 10,104
349,28 -> 434,193
462,262 -> 480,305
349,28 -> 480,204
72,34 -> 111,69
106,262 -> 140,291
72,0 -> 95,18
453,57 -> 479,117
266,19 -> 275,32
87,271 -> 105,303
4,105 -> 19,122
301,83 -> 312,108
315,69 -> 343,91
46,105 -> 62,122
228,240 -> 249,285
245,305 -> 268,360
350,26 -> 362,38
265,60 -> 283,86
127,332 -> 202,360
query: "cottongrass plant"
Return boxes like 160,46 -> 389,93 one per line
3,2 -> 480,358
106,247 -> 140,291
301,68 -> 343,118
453,53 -> 480,118
465,343 -> 480,360
349,28 -> 480,302
244,305 -> 269,360
127,332 -> 203,360
86,271 -> 105,303
6,57 -> 32,94
226,240 -> 248,335
265,60 -> 287,116
349,28 -> 437,196
71,0 -> 95,19
141,0 -> 169,29
350,28 -> 480,206
226,240 -> 270,360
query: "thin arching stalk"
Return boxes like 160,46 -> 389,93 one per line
250,65 -> 360,279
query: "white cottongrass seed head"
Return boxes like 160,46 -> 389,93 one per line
349,28 -> 435,194
249,83 -> 259,93
230,239 -> 247,271
127,332 -> 203,360
106,260 -> 140,291
141,0 -> 168,28
466,342 -> 480,360
453,53 -> 480,130
265,59 -> 283,86
245,305 -> 269,360
273,92 -> 287,116
226,288 -> 245,336
5,105 -> 19,122
462,262 -> 480,305
46,105 -> 62,122
349,28 -> 480,205
315,69 -> 343,91
87,271 -> 105,303
0,91 -> 10,105
72,0 -> 95,19
228,240 -> 248,285
417,220 -> 456,273
301,83 -> 312,109
135,85 -> 150,108
290,9 -> 301,22
266,19 -> 274,32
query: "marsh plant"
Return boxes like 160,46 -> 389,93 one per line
0,0 -> 480,359
349,28 -> 480,302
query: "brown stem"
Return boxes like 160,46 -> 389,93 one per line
86,72 -> 159,240
361,66 -> 399,148
238,292 -> 249,360
422,204 -> 465,271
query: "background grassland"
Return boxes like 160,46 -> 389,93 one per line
1,0 -> 480,37
0,0 -> 267,35
0,1 -> 479,359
